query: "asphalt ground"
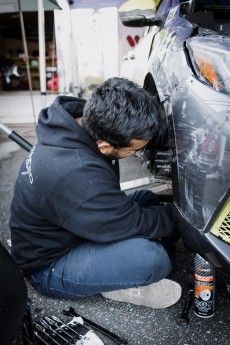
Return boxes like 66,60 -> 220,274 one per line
0,97 -> 230,345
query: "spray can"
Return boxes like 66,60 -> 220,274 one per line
194,253 -> 215,318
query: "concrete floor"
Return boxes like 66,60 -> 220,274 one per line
0,90 -> 57,124
0,91 -> 230,345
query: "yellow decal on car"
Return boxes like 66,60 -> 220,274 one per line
210,198 -> 230,244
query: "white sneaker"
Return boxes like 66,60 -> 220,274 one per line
101,279 -> 181,309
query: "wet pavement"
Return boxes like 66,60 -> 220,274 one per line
0,92 -> 230,345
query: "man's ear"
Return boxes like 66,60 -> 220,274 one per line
96,140 -> 113,155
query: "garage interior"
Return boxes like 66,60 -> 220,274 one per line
0,7 -> 56,91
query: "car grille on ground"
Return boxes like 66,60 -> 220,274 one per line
210,198 -> 230,245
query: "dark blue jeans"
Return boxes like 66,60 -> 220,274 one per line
29,190 -> 173,299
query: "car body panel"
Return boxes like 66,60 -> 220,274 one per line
119,0 -> 230,276
120,25 -> 160,85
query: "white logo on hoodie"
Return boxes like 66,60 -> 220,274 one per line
21,142 -> 37,184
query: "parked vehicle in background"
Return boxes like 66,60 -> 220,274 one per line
118,0 -> 230,279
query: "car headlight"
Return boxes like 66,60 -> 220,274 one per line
187,36 -> 230,94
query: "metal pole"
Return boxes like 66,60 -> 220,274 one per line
70,9 -> 79,96
38,0 -> 47,107
0,123 -> 33,152
17,0 -> 36,125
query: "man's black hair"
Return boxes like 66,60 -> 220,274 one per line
82,77 -> 159,148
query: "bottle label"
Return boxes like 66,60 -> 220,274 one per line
194,276 -> 215,317
194,255 -> 215,318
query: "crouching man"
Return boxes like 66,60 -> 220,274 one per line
10,77 -> 181,308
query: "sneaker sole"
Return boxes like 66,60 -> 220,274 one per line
101,279 -> 182,309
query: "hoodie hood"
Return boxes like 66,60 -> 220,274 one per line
36,96 -> 96,150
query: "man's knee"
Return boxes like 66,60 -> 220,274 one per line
128,238 -> 173,285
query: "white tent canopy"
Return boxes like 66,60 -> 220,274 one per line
0,0 -> 59,13
67,0 -> 125,9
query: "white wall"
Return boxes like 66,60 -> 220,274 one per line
54,9 -> 73,94
71,7 -> 119,90
54,6 -> 145,94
